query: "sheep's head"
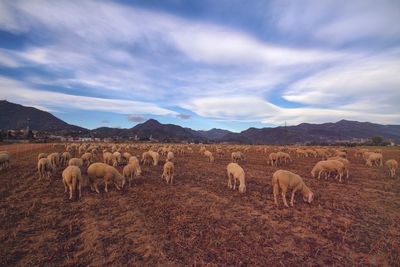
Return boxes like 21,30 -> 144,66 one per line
239,184 -> 246,193
310,168 -> 316,178
303,191 -> 314,203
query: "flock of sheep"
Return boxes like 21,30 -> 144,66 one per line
1,143 -> 398,208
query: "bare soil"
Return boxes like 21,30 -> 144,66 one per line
0,144 -> 399,266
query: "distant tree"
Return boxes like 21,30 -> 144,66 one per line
371,136 -> 383,145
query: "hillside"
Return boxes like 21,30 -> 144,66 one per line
0,100 -> 87,133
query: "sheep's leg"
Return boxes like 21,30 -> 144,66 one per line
94,183 -> 100,194
171,174 -> 174,185
281,187 -> 289,208
290,186 -> 300,206
233,177 -> 237,190
273,184 -> 279,206
227,173 -> 232,189
69,185 -> 73,199
63,180 -> 68,193
115,183 -> 120,190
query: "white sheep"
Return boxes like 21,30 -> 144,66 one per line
37,158 -> 52,180
47,152 -> 60,171
103,152 -> 117,167
123,162 -> 142,186
141,151 -> 153,165
149,151 -> 160,166
311,160 -> 345,182
204,150 -> 214,163
162,161 -> 175,184
0,151 -> 10,170
231,151 -> 245,163
81,152 -> 92,167
113,151 -> 122,165
272,170 -> 314,207
87,162 -> 125,193
227,162 -> 246,193
68,158 -> 83,168
62,165 -> 82,199
37,153 -> 47,161
60,152 -> 71,167
328,156 -> 350,179
366,153 -> 383,167
166,151 -> 174,162
385,159 -> 398,178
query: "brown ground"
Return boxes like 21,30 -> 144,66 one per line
0,144 -> 399,266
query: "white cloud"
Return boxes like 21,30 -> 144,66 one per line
0,76 -> 177,116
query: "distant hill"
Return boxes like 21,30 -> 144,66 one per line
0,100 -> 87,133
1,100 -> 399,143
221,120 -> 400,144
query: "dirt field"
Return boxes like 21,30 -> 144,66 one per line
1,143 -> 399,266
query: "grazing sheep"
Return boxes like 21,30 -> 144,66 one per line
47,152 -> 60,171
141,151 -> 153,165
149,151 -> 160,166
204,150 -> 214,163
199,146 -> 206,155
162,161 -> 175,184
129,156 -> 140,165
328,156 -> 350,179
231,151 -> 245,163
366,153 -> 383,167
311,160 -> 345,182
123,163 -> 141,186
62,166 -> 82,199
37,153 -> 47,161
216,148 -> 224,158
81,152 -> 92,167
0,152 -> 10,169
385,159 -> 398,178
268,153 -> 279,166
277,152 -> 292,165
123,152 -> 132,163
227,163 -> 246,193
335,151 -> 347,159
60,152 -> 71,167
167,151 -> 174,162
87,163 -> 125,193
69,158 -> 83,168
272,170 -> 314,207
103,152 -> 117,167
113,151 -> 122,165
37,158 -> 52,180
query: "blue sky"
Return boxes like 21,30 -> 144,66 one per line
0,0 -> 399,132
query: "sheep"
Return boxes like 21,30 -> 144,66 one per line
277,152 -> 292,165
123,152 -> 132,163
113,151 -> 122,165
60,152 -> 71,167
62,165 -> 82,199
231,151 -> 245,163
328,156 -> 350,179
162,161 -> 174,184
311,160 -> 345,182
0,152 -> 10,170
129,156 -> 140,165
141,151 -> 153,165
385,159 -> 398,178
268,153 -> 279,166
216,148 -> 224,158
199,146 -> 206,155
167,151 -> 174,162
47,152 -> 60,171
37,158 -> 52,180
37,153 -> 47,161
366,153 -> 383,167
81,152 -> 92,167
87,162 -> 125,193
334,151 -> 347,159
123,162 -> 141,186
103,152 -> 117,167
296,149 -> 307,158
149,151 -> 160,166
69,158 -> 83,169
272,170 -> 314,207
227,163 -> 246,193
204,150 -> 214,163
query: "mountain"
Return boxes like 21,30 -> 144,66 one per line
0,100 -> 87,133
220,120 -> 400,144
198,128 -> 232,140
1,100 -> 399,143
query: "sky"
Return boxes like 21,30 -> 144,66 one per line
0,0 -> 399,132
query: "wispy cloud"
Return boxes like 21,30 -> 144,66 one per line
127,114 -> 146,123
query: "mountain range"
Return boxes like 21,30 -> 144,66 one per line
1,100 -> 399,144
